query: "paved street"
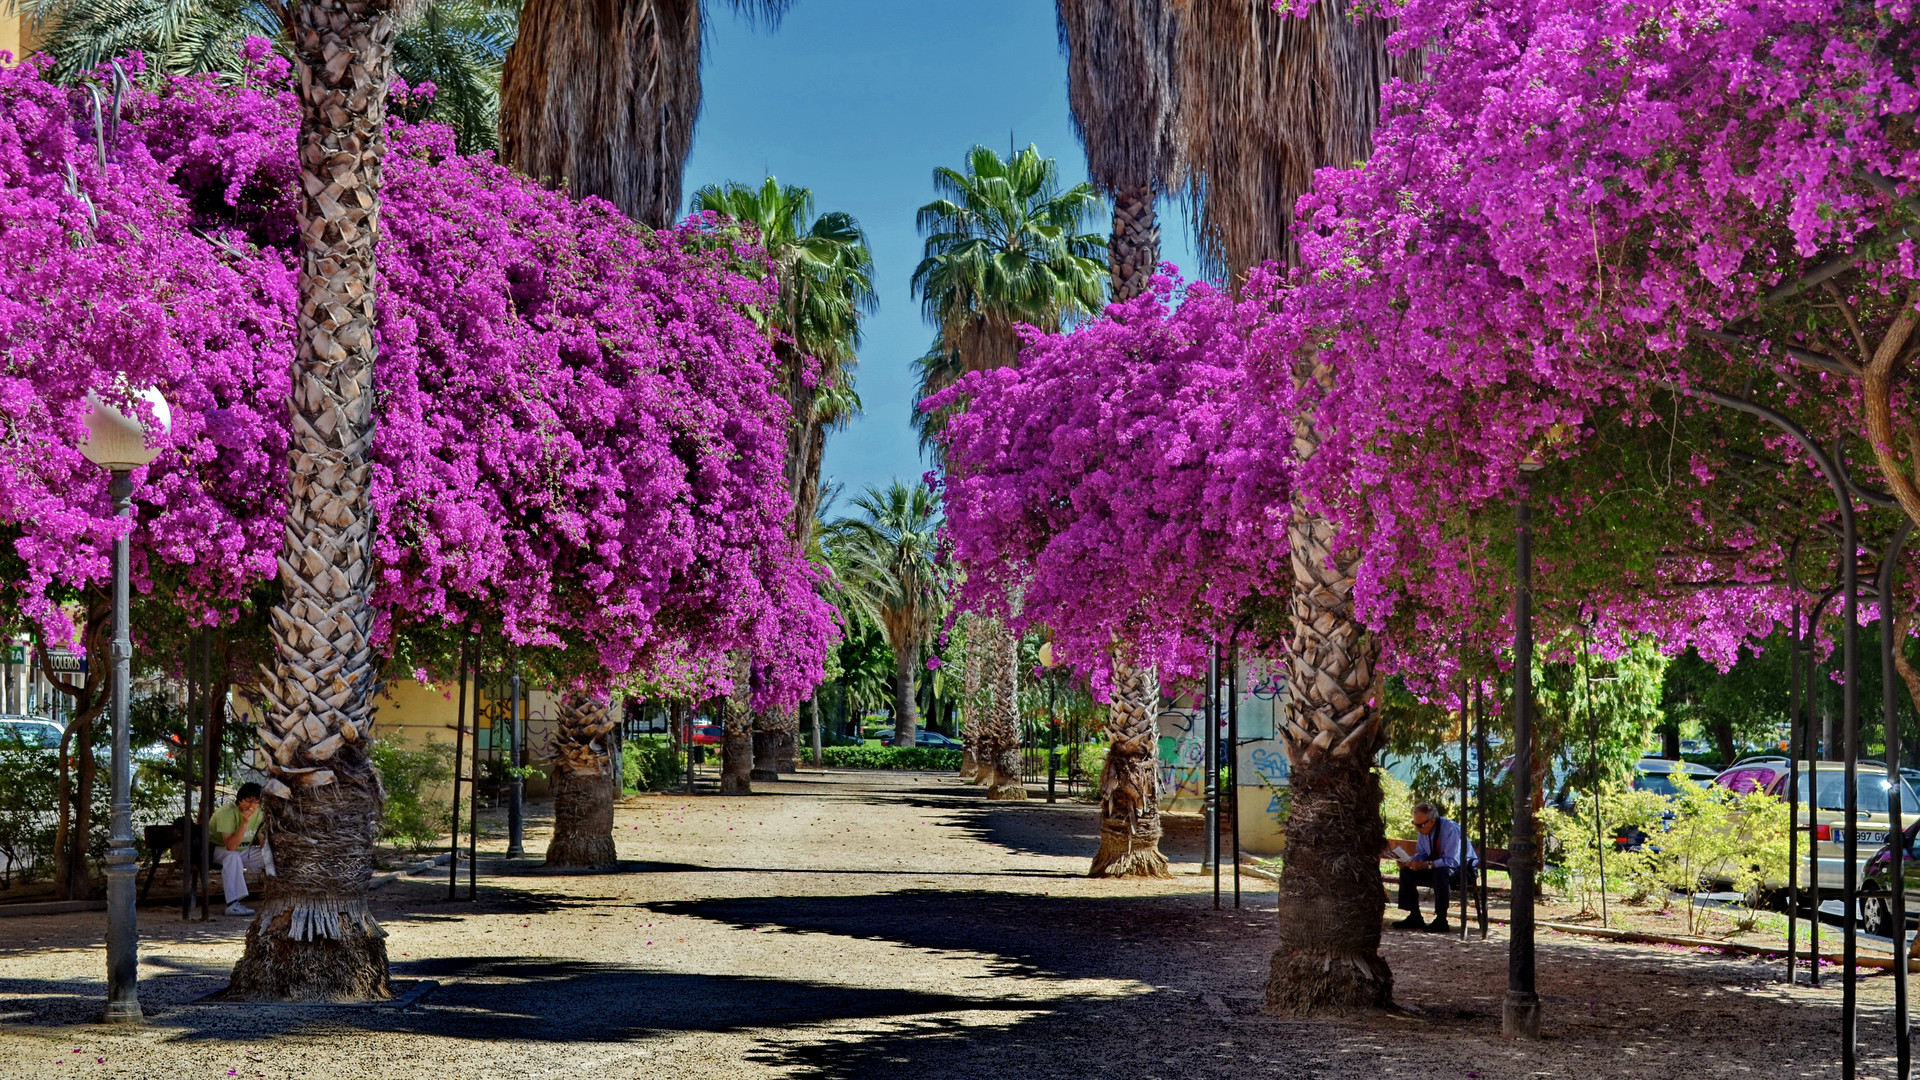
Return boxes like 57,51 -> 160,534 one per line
0,771 -> 1886,1078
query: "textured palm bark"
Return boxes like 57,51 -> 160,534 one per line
719,661 -> 754,795
1090,657 -> 1171,877
1109,186 -> 1160,303
498,0 -> 698,228
543,693 -> 618,869
1265,511 -> 1392,1015
227,0 -> 395,1003
890,641 -> 920,751
771,705 -> 799,773
958,617 -> 984,781
971,617 -> 1026,801
749,717 -> 779,782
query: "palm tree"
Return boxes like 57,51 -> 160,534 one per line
543,692 -> 619,868
1057,0 -> 1186,878
912,143 -> 1108,374
915,144 -> 1104,802
691,178 -> 876,542
225,0 -> 397,1002
7,0 -> 518,152
825,482 -> 944,753
1170,0 -> 1408,1013
498,0 -> 790,228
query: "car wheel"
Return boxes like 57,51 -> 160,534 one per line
1863,892 -> 1896,938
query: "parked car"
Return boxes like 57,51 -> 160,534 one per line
1764,761 -> 1920,892
877,729 -> 961,748
1630,757 -> 1720,797
689,723 -> 725,746
0,715 -> 62,751
1861,820 -> 1920,936
1714,758 -> 1790,795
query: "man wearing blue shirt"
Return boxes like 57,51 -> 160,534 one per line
1393,801 -> 1475,933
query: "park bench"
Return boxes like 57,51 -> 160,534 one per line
138,817 -> 207,902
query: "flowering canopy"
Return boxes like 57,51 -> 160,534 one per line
933,272 -> 1292,692
1261,0 -> 1920,682
0,48 -> 831,706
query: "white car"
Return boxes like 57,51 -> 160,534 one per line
0,715 -> 62,751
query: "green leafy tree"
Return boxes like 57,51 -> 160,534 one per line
1659,643 -> 1791,767
8,0 -> 519,151
825,482 -> 945,750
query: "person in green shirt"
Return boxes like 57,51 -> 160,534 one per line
208,782 -> 273,915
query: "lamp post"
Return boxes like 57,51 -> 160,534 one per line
506,667 -> 525,858
78,388 -> 170,1025
1504,458 -> 1542,1040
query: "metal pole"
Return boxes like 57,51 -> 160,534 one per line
1788,602 -> 1802,985
198,635 -> 216,923
1207,640 -> 1220,908
182,631 -> 197,921
103,470 -> 140,1024
467,635 -> 480,900
507,667 -> 525,858
1460,634 -> 1471,939
1504,469 -> 1540,1039
1476,683 -> 1490,940
1811,607 -> 1826,986
1046,674 -> 1057,804
1229,638 -> 1241,909
1879,522 -> 1913,1079
1844,508 -> 1862,1080
450,642 -> 467,900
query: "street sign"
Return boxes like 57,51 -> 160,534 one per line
45,650 -> 85,674
4,645 -> 21,666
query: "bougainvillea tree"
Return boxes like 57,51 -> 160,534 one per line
0,43 -> 829,988
1258,0 -> 1920,1014
934,270 -> 1292,876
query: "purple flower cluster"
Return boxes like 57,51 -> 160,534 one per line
932,271 -> 1292,694
0,48 -> 831,705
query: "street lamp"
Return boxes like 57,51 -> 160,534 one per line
78,387 -> 170,1025
1504,453 -> 1543,1040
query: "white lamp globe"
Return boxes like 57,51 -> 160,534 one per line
79,388 -> 171,471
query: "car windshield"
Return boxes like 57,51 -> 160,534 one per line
0,721 -> 59,750
1632,771 -> 1683,798
1791,772 -> 1920,814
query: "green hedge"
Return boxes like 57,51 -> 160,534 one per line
822,746 -> 963,771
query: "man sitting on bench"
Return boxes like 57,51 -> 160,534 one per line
1392,801 -> 1475,933
209,783 -> 273,916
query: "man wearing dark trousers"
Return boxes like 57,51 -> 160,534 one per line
1392,801 -> 1475,933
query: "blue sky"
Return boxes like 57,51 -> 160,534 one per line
683,0 -> 1200,505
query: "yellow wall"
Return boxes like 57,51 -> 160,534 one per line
1,12 -> 29,66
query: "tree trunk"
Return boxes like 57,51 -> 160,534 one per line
44,600 -> 109,901
971,617 -> 1025,800
227,0 -> 395,1002
1109,185 -> 1159,303
498,0 -> 699,228
1090,655 -> 1170,877
810,696 -> 822,767
1266,514 -> 1392,1015
750,716 -> 779,782
959,616 -> 983,781
772,705 -> 799,773
1710,721 -> 1735,770
719,662 -> 754,795
544,693 -> 619,869
891,640 -> 919,751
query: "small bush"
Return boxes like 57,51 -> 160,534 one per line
822,746 -> 962,771
0,741 -> 55,887
620,735 -> 684,793
371,741 -> 453,851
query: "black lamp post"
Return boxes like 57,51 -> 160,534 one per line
506,667 -> 525,858
1504,460 -> 1542,1039
78,388 -> 170,1025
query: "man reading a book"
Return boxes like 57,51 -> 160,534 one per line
1391,801 -> 1475,932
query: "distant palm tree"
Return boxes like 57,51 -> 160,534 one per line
912,143 -> 1108,375
499,0 -> 791,227
7,0 -> 518,152
907,336 -> 962,465
825,482 -> 944,752
1057,0 -> 1185,880
691,178 -> 876,540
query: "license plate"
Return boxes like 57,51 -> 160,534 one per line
1836,830 -> 1889,845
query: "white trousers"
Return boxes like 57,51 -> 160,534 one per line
217,844 -> 272,904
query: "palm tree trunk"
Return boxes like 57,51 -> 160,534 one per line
226,0 -> 395,1002
720,658 -> 754,795
771,705 -> 799,772
498,0 -> 699,228
1090,656 -> 1171,876
1109,185 -> 1159,303
1265,512 -> 1392,1014
891,640 -> 919,750
544,693 -> 619,869
972,617 -> 1025,801
750,713 -> 779,781
959,616 -> 983,780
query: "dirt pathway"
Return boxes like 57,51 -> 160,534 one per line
0,770 -> 1877,1078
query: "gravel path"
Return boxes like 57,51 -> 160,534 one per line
0,770 -> 1879,1078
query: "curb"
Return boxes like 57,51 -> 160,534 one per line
0,899 -> 108,918
370,852 -> 457,890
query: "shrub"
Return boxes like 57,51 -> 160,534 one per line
620,735 -> 684,793
0,742 -> 55,887
370,741 -> 453,852
1540,781 -> 1670,916
822,746 -> 963,771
